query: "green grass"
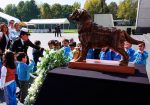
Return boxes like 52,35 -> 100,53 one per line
64,29 -> 78,33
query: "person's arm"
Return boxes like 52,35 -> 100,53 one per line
26,60 -> 35,72
26,39 -> 40,50
26,39 -> 44,52
11,41 -> 17,52
0,66 -> 7,89
142,51 -> 148,59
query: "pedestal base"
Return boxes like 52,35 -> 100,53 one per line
68,59 -> 135,74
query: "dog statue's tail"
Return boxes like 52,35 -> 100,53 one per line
123,30 -> 144,45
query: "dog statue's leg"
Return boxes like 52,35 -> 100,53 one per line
115,48 -> 129,66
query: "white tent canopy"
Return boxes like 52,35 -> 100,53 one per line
28,18 -> 70,25
0,12 -> 20,23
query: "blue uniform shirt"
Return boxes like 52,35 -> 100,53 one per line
17,61 -> 35,81
86,49 -> 94,59
99,50 -> 115,60
63,46 -> 73,60
133,50 -> 148,65
125,48 -> 135,62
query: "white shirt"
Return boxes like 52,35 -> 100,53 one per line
21,39 -> 24,45
0,66 -> 14,88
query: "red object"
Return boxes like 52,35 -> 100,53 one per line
5,68 -> 16,82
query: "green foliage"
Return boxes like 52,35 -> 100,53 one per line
40,3 -> 51,19
17,1 -> 25,21
51,3 -> 63,18
24,49 -> 69,105
5,4 -> 18,17
108,2 -> 118,19
117,0 -> 138,24
64,29 -> 78,33
84,0 -> 109,19
72,2 -> 81,11
0,8 -> 4,12
20,0 -> 39,21
61,5 -> 73,18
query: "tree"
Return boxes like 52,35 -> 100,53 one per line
0,8 -> 4,12
72,2 -> 81,11
117,0 -> 138,25
84,0 -> 109,19
51,3 -> 62,18
17,0 -> 39,21
4,4 -> 18,17
40,3 -> 51,19
29,0 -> 40,19
61,5 -> 73,18
17,1 -> 25,21
108,2 -> 118,19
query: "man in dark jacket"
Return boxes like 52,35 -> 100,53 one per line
12,28 -> 44,63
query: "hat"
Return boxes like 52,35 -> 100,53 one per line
20,28 -> 30,36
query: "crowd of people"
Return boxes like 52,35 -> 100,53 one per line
0,20 -> 149,105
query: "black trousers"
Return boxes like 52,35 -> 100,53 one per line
19,80 -> 29,103
0,90 -> 4,103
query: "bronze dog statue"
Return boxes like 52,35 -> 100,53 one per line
69,9 -> 144,66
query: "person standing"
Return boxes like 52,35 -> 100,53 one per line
16,52 -> 35,103
0,24 -> 11,54
9,23 -> 21,43
54,25 -> 58,37
11,28 -> 44,64
57,25 -> 61,37
133,43 -> 148,65
0,51 -> 17,105
32,40 -> 43,72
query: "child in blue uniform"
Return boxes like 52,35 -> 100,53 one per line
62,39 -> 73,60
124,41 -> 135,62
16,52 -> 35,103
113,52 -> 122,61
99,47 -> 115,60
0,51 -> 17,105
86,49 -> 94,59
133,43 -> 148,65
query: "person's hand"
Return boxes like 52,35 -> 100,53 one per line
40,47 -> 45,52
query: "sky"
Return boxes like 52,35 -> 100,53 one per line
0,0 -> 123,9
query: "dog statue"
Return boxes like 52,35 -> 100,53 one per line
69,9 -> 144,66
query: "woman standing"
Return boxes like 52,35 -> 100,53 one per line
0,51 -> 17,105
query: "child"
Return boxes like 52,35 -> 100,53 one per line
72,46 -> 81,61
124,41 -> 135,62
62,39 -> 73,60
86,49 -> 94,59
32,40 -> 43,72
99,47 -> 115,60
133,43 -> 148,65
53,40 -> 61,50
113,52 -> 122,61
48,40 -> 55,50
16,52 -> 35,103
69,42 -> 76,51
0,51 -> 17,105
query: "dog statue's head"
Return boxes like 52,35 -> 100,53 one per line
69,9 -> 91,22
